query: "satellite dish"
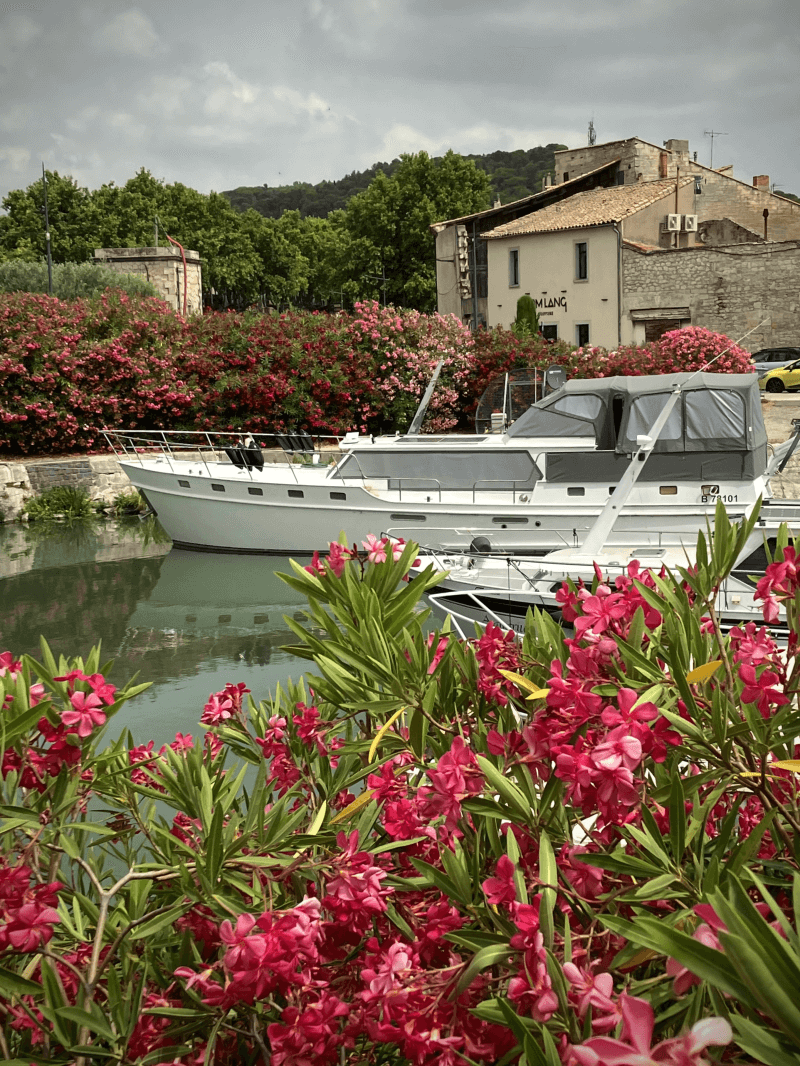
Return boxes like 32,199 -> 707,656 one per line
544,365 -> 567,394
474,368 -> 546,433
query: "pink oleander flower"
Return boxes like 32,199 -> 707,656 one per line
574,585 -> 629,637
728,621 -> 778,665
201,691 -> 236,725
571,993 -> 731,1066
0,652 -> 22,679
482,855 -> 517,905
304,550 -> 326,577
363,533 -> 389,563
327,540 -> 353,577
563,963 -> 619,1030
6,901 -> 61,952
426,632 -> 449,673
361,941 -> 413,998
60,689 -> 106,737
738,662 -> 789,717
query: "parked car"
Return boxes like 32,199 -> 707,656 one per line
760,359 -> 800,392
751,346 -> 800,378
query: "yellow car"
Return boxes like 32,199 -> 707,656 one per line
761,359 -> 800,393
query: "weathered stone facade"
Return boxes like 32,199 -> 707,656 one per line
0,456 -> 133,524
555,137 -> 679,185
93,246 -> 203,314
623,240 -> 800,350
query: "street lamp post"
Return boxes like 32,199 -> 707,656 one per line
41,164 -> 53,296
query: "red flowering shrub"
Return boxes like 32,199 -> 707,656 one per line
2,516 -> 800,1063
0,292 -> 754,455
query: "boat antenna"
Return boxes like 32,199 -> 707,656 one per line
407,358 -> 445,435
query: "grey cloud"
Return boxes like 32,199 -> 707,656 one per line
0,0 -> 797,202
90,8 -> 166,58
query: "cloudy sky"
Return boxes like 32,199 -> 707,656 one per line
1,0 -> 798,203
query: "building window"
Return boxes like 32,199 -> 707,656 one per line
576,323 -> 590,347
563,172 -> 569,182
575,241 -> 588,281
509,248 -> 520,287
541,324 -> 558,341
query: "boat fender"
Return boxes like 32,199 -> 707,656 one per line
243,435 -> 265,471
470,536 -> 492,554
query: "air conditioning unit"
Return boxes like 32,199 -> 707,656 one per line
683,214 -> 698,231
666,213 -> 681,231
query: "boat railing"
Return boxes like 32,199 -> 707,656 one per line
101,428 -> 346,482
426,588 -> 526,640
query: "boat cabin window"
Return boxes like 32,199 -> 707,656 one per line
685,391 -> 744,445
332,450 -> 542,491
550,395 -> 603,421
626,393 -> 683,442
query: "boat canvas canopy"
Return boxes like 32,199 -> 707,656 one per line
508,372 -> 766,461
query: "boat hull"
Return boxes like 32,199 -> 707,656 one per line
122,458 -> 767,556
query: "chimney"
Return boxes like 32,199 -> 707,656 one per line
664,139 -> 690,166
753,175 -> 770,190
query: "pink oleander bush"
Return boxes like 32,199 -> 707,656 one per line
0,292 -> 756,455
2,509 -> 800,1064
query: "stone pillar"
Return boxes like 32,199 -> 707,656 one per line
94,247 -> 203,314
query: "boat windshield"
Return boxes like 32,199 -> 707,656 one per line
332,450 -> 542,491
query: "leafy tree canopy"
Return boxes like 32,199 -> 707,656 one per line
0,147 -> 559,311
223,144 -> 566,219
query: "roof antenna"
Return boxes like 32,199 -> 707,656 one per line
588,118 -> 596,146
703,129 -> 727,170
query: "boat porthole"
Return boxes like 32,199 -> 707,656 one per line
178,479 -> 190,487
211,484 -> 225,492
535,521 -> 541,527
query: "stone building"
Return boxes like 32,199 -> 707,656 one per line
431,160 -> 621,328
465,135 -> 800,350
623,239 -> 800,350
555,137 -> 800,241
483,179 -> 698,346
94,246 -> 203,314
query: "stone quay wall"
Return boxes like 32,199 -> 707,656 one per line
0,456 -> 133,524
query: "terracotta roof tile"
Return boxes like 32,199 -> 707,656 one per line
484,178 -> 694,238
430,159 -> 621,229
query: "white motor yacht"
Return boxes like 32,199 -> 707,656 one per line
104,372 -> 800,555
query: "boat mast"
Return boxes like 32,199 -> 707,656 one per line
578,383 -> 684,557
407,358 -> 444,436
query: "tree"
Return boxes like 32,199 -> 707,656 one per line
238,209 -> 309,308
343,150 -> 492,311
0,171 -> 98,263
512,293 -> 540,338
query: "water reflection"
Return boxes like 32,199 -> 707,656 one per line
0,521 -> 312,745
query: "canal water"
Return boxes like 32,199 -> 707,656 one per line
0,518 -> 315,747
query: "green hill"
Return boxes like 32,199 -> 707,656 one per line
222,144 -> 567,219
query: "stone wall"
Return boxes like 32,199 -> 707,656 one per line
555,138 -> 667,185
622,240 -> 800,351
690,173 -> 800,243
94,247 -> 203,314
0,456 -> 133,523
554,138 -> 800,243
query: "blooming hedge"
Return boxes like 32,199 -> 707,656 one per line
0,290 -> 755,455
1,506 -> 800,1064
